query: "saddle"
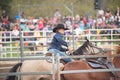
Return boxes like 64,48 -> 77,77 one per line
87,59 -> 107,69
45,52 -> 67,65
86,58 -> 119,78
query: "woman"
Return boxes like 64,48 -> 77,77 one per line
11,24 -> 19,41
48,24 -> 72,63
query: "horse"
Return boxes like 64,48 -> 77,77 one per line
113,46 -> 120,80
61,45 -> 120,80
6,38 -> 108,80
6,59 -> 64,80
70,38 -> 107,56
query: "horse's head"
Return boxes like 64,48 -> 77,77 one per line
71,38 -> 106,56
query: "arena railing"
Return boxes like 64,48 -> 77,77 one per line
0,28 -> 120,58
1,54 -> 120,80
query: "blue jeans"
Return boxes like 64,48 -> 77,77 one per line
48,49 -> 72,63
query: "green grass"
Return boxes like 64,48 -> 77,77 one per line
1,43 -> 31,58
0,53 -> 20,58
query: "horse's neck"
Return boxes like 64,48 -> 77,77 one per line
113,57 -> 120,68
113,46 -> 120,68
74,44 -> 90,55
78,45 -> 87,54
82,45 -> 91,54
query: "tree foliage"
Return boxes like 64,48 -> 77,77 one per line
0,0 -> 13,14
0,0 -> 120,19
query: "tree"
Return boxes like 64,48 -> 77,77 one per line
0,0 -> 120,19
0,0 -> 13,13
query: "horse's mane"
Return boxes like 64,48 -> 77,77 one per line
72,41 -> 89,55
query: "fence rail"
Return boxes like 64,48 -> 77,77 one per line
0,28 -> 120,80
0,28 -> 120,58
60,69 -> 120,74
0,54 -> 120,80
1,53 -> 120,61
0,71 -> 53,77
0,56 -> 52,61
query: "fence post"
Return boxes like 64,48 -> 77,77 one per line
52,54 -> 55,80
111,29 -> 114,54
18,4 -> 24,62
4,31 -> 7,57
71,3 -> 75,50
0,31 -> 2,60
57,55 -> 61,80
10,31 -> 12,58
43,30 -> 48,54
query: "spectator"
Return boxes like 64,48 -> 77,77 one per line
20,21 -> 26,30
11,24 -> 19,41
115,7 -> 120,17
54,9 -> 61,18
105,8 -> 111,18
11,24 -> 19,36
83,17 -> 87,28
27,22 -> 35,31
73,19 -> 79,29
97,15 -> 103,28
108,14 -> 114,23
43,23 -> 52,30
1,10 -> 9,30
21,12 -> 25,19
15,14 -> 19,19
65,17 -> 72,29
98,9 -> 104,17
52,17 -> 58,24
0,28 -> 2,53
1,10 -> 8,22
79,21 -> 85,31
115,7 -> 120,25
36,17 -> 44,30
87,16 -> 93,28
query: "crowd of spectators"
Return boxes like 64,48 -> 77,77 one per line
0,8 -> 120,41
0,7 -> 120,33
17,7 -> 120,32
0,8 -> 120,54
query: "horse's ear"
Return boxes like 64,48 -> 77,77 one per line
85,37 -> 89,42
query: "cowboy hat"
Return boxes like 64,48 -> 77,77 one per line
53,24 -> 68,33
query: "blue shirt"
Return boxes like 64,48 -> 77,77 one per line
48,32 -> 68,52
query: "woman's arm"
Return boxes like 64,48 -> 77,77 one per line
55,34 -> 68,47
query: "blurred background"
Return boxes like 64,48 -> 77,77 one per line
0,0 -> 120,19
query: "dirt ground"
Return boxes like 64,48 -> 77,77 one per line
0,62 -> 18,80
